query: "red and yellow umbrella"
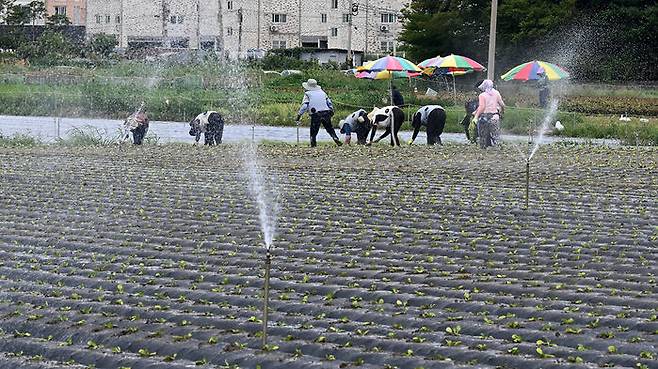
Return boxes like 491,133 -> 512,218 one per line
501,60 -> 569,81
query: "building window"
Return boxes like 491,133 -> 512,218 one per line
381,13 -> 396,23
331,27 -> 338,37
171,38 -> 189,49
342,13 -> 350,23
54,6 -> 66,15
331,0 -> 338,9
115,15 -> 121,23
321,13 -> 327,23
271,13 -> 287,23
272,40 -> 287,49
227,27 -> 233,36
380,41 -> 394,51
227,0 -> 233,10
105,15 -> 110,23
170,15 -> 184,24
95,14 -> 101,23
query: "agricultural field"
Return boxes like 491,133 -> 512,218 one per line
0,143 -> 656,369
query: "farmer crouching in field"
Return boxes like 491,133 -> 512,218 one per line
339,109 -> 371,145
123,103 -> 150,145
473,80 -> 505,149
190,111 -> 225,145
296,79 -> 342,147
408,105 -> 446,145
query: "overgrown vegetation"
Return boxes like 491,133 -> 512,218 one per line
400,0 -> 658,82
0,131 -> 41,147
0,64 -> 656,144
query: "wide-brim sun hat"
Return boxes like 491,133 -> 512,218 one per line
302,79 -> 321,91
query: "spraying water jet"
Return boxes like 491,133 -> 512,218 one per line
242,142 -> 279,348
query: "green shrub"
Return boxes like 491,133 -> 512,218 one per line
0,132 -> 42,147
57,126 -> 116,147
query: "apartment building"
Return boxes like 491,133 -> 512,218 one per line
86,0 -> 406,59
46,0 -> 86,25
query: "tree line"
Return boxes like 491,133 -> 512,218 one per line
399,0 -> 658,82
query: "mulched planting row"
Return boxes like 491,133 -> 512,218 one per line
0,144 -> 656,369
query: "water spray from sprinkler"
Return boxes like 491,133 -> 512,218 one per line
524,99 -> 560,209
242,142 -> 279,348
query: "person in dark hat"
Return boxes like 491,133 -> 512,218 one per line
295,79 -> 342,147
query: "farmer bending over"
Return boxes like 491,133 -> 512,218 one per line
295,79 -> 342,147
123,103 -> 150,145
339,109 -> 371,145
409,105 -> 446,145
190,111 -> 225,145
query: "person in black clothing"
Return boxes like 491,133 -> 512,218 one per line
189,111 -> 224,145
461,95 -> 479,141
391,85 -> 404,107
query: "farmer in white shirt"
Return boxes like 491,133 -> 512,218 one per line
295,79 -> 342,147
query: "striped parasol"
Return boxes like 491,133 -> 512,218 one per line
357,55 -> 422,73
418,56 -> 443,69
501,60 -> 570,81
355,70 -> 421,80
437,54 -> 486,72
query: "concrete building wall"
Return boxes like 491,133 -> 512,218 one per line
86,0 -> 406,59
46,0 -> 86,25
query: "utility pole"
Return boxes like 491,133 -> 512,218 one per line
237,7 -> 243,56
162,0 -> 169,47
364,0 -> 369,56
119,0 -> 124,47
256,0 -> 261,49
487,0 -> 498,80
347,4 -> 353,67
195,0 -> 201,49
216,0 -> 224,53
298,0 -> 302,47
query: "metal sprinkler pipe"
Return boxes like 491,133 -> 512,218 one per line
525,159 -> 530,210
262,249 -> 272,348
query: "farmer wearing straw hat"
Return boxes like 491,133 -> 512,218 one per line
296,79 -> 342,147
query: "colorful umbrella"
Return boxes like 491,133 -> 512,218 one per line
357,55 -> 422,106
355,70 -> 421,80
437,54 -> 486,72
357,55 -> 422,73
501,60 -> 569,81
418,56 -> 443,69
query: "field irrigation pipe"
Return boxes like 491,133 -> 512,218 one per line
262,249 -> 272,348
